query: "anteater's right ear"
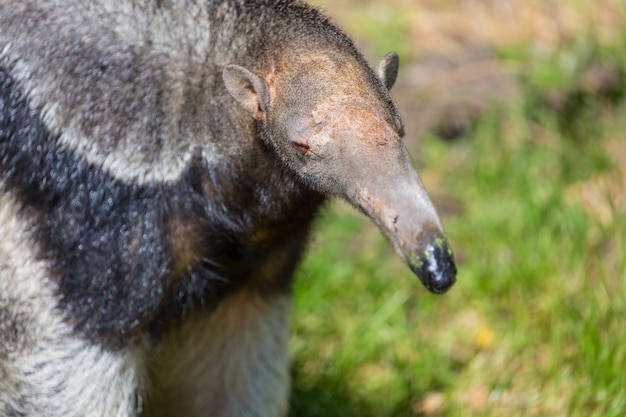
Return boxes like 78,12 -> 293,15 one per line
375,52 -> 399,90
223,64 -> 269,123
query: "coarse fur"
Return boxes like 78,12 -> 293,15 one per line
0,0 -> 457,416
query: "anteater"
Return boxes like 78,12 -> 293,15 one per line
0,1 -> 457,416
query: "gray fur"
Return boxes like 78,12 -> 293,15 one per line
375,52 -> 400,90
0,1 -> 456,416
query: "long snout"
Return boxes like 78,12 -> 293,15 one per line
343,144 -> 457,294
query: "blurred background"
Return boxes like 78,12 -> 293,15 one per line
288,1 -> 626,416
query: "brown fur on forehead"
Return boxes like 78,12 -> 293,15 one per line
274,53 -> 369,98
270,50 -> 404,137
311,99 -> 399,147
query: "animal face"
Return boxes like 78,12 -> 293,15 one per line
223,50 -> 456,294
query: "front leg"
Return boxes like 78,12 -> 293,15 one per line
146,289 -> 291,417
0,194 -> 145,417
0,333 -> 146,417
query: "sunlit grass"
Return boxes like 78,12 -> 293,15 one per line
290,103 -> 625,417
289,2 -> 626,416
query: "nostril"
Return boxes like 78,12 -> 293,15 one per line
407,239 -> 457,294
424,249 -> 457,293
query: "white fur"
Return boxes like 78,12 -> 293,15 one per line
147,290 -> 291,417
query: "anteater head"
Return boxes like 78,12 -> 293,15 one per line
222,50 -> 456,294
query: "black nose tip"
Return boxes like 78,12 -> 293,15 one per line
408,240 -> 457,294
422,249 -> 457,294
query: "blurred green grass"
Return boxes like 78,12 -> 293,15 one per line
290,1 -> 626,416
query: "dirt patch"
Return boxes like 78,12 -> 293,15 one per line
313,0 -> 625,142
395,44 -> 518,142
566,136 -> 626,226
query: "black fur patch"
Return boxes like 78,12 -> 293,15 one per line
0,67 -> 322,349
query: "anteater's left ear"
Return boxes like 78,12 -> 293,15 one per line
223,64 -> 270,123
375,52 -> 399,90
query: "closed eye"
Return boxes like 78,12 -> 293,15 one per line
291,141 -> 310,155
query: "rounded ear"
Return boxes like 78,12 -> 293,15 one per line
223,64 -> 269,123
375,52 -> 399,90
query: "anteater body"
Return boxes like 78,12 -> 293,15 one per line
0,1 -> 456,416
